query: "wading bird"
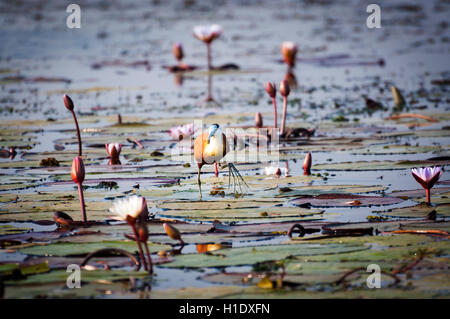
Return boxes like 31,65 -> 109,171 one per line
194,124 -> 248,199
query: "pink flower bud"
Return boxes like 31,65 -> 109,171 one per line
303,152 -> 312,173
264,82 -> 277,98
63,94 -> 74,111
281,41 -> 298,67
255,112 -> 263,128
71,156 -> 85,184
173,43 -> 184,61
280,80 -> 290,97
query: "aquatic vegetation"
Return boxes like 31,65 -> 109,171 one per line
64,94 -> 82,157
303,152 -> 312,175
0,0 -> 448,300
264,82 -> 278,128
281,41 -> 298,69
109,196 -> 152,273
163,223 -> 184,245
168,123 -> 195,141
411,166 -> 443,204
279,80 -> 290,136
193,24 -> 223,70
71,156 -> 87,222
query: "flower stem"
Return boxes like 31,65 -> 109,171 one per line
272,97 -> 278,128
77,183 -> 87,222
71,110 -> 82,157
206,42 -> 212,71
280,96 -> 288,136
131,223 -> 148,271
426,188 -> 430,204
143,241 -> 153,275
206,74 -> 214,102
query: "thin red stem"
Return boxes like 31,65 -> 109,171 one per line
143,241 -> 153,275
71,110 -> 82,157
272,97 -> 278,128
426,188 -> 430,204
280,96 -> 288,135
206,42 -> 212,71
77,183 -> 87,222
131,223 -> 148,271
206,74 -> 214,102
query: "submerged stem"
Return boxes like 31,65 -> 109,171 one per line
143,241 -> 153,275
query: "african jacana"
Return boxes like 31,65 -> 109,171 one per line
194,124 -> 247,199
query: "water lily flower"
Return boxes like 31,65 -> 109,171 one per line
109,195 -> 147,224
163,223 -> 184,245
411,167 -> 443,204
303,152 -> 312,175
168,123 -> 195,141
71,156 -> 87,222
193,24 -> 223,70
281,41 -> 298,68
193,24 -> 222,43
279,80 -> 290,136
264,82 -> 278,128
109,196 -> 149,272
63,94 -> 82,157
105,143 -> 122,157
263,166 -> 288,177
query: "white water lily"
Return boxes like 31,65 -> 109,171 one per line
193,24 -> 222,43
109,195 -> 146,223
263,166 -> 288,176
105,143 -> 122,156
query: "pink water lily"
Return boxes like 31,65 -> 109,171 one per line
105,143 -> 122,157
193,24 -> 223,71
281,41 -> 298,68
411,166 -> 443,204
193,24 -> 222,43
168,123 -> 195,141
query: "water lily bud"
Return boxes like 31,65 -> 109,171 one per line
264,82 -> 277,98
71,156 -> 85,184
63,94 -> 74,111
255,112 -> 263,128
391,86 -> 406,109
281,41 -> 298,67
274,168 -> 281,177
280,80 -> 290,97
105,143 -> 122,157
163,223 -> 182,242
137,221 -> 149,242
173,43 -> 184,61
303,152 -> 312,173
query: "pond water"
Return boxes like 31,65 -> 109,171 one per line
0,0 -> 449,298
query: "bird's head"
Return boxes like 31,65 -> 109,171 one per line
207,123 -> 220,143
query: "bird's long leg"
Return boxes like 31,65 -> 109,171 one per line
197,163 -> 203,200
214,162 -> 219,177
